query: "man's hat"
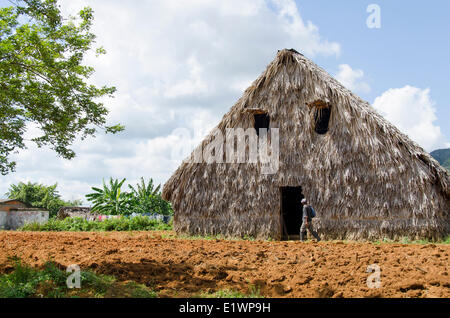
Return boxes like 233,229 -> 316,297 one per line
301,198 -> 307,204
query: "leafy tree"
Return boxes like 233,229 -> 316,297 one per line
86,178 -> 129,215
0,0 -> 124,175
5,181 -> 82,216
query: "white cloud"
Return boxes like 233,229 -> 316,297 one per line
335,64 -> 371,94
163,56 -> 209,98
373,85 -> 448,152
1,0 -> 341,201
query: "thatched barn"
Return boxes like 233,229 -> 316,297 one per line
162,49 -> 450,241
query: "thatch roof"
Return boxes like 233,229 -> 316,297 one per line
162,49 -> 450,241
0,199 -> 23,204
0,199 -> 30,208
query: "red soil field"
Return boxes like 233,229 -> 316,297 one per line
0,231 -> 448,298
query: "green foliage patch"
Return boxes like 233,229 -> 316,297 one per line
0,0 -> 123,175
86,177 -> 173,216
197,285 -> 264,298
0,257 -> 156,298
6,181 -> 82,217
19,216 -> 172,232
373,235 -> 450,245
430,148 -> 450,171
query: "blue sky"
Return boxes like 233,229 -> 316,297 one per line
1,0 -> 449,201
297,0 -> 449,139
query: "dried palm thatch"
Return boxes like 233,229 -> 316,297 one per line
162,49 -> 450,241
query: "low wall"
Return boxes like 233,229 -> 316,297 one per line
2,209 -> 49,230
57,207 -> 93,220
0,211 -> 7,230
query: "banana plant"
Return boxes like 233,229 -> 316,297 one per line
128,177 -> 172,215
86,178 -> 130,215
128,177 -> 160,199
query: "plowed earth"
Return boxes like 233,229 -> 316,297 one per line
0,231 -> 448,298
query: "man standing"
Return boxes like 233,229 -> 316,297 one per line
300,198 -> 321,242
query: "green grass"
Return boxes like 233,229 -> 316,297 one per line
175,233 -> 263,241
19,216 -> 172,232
0,257 -> 157,298
122,281 -> 158,298
373,235 -> 450,245
197,286 -> 264,298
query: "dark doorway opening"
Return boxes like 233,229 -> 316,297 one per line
254,113 -> 270,136
280,186 -> 304,240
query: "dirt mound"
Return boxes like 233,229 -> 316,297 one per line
0,231 -> 448,298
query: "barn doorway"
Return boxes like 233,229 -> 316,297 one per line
280,186 -> 304,240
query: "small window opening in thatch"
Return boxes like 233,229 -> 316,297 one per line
280,186 -> 304,240
254,113 -> 270,136
309,100 -> 331,135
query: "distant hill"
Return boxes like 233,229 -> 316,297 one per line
430,148 -> 450,171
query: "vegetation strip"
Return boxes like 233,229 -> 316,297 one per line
19,216 -> 172,232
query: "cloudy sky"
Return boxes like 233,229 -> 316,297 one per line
1,0 -> 449,202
